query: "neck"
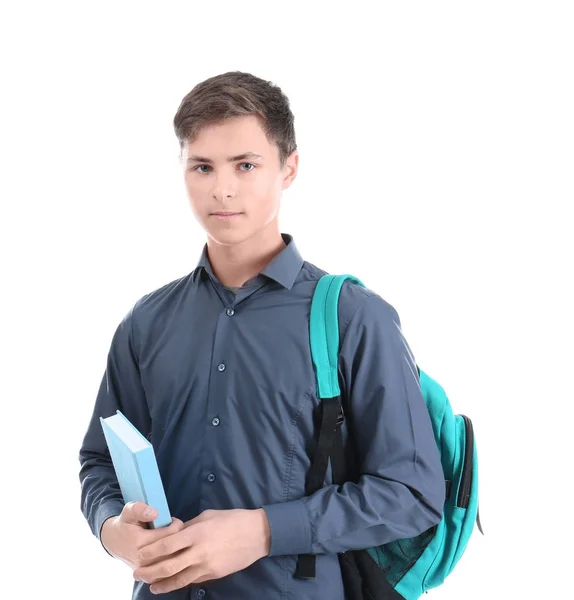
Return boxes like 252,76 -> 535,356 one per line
206,222 -> 286,288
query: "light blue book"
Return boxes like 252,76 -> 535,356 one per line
100,410 -> 172,528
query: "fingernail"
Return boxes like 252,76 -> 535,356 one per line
144,508 -> 152,517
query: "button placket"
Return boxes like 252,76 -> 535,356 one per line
202,294 -> 240,520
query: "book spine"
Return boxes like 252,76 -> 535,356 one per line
134,447 -> 172,529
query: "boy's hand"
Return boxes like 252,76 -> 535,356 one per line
133,508 -> 271,594
101,502 -> 185,570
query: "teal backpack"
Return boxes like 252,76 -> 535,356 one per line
296,274 -> 483,600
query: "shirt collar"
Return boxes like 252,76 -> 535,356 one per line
193,233 -> 304,290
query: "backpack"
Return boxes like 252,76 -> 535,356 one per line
294,274 -> 483,600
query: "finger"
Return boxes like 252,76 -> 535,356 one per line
184,509 -> 215,526
122,501 -> 158,525
135,547 -> 197,585
147,562 -> 207,595
137,523 -> 194,566
140,518 -> 186,547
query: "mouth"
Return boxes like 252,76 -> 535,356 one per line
210,211 -> 244,220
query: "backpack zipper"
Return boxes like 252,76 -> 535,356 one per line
456,414 -> 474,508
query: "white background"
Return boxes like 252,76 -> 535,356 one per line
1,1 -> 572,598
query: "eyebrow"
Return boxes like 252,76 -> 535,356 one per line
186,152 -> 264,165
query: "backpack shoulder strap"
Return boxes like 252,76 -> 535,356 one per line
310,274 -> 365,398
294,274 -> 365,581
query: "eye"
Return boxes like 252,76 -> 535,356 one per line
190,162 -> 256,173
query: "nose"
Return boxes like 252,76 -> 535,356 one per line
211,174 -> 236,203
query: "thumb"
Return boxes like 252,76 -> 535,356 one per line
121,501 -> 158,525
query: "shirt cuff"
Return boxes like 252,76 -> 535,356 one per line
96,501 -> 125,557
261,499 -> 312,557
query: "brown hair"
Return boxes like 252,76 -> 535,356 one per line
173,71 -> 297,168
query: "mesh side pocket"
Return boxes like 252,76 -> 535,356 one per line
367,525 -> 437,587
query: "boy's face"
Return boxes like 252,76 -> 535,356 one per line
181,114 -> 298,247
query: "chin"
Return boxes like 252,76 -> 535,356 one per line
205,226 -> 255,247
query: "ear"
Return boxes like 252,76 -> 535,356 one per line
282,150 -> 299,190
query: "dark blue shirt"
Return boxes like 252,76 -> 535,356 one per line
79,234 -> 444,599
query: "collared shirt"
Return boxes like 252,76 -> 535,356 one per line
79,234 -> 445,600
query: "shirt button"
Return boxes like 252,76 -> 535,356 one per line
212,417 -> 220,427
197,590 -> 206,598
226,308 -> 235,316
207,473 -> 216,483
217,363 -> 226,372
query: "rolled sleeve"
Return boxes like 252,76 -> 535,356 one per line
262,498 -> 312,557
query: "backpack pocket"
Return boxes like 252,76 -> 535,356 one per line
414,413 -> 479,593
445,413 -> 479,576
455,415 -> 474,509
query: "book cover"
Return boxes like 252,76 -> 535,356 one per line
100,410 -> 172,528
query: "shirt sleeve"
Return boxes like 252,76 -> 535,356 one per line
78,304 -> 151,555
263,291 -> 445,557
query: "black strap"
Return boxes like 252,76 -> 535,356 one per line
320,403 -> 405,599
295,397 -> 342,580
294,554 -> 316,581
296,397 -> 408,598
331,420 -> 346,485
305,397 -> 342,494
